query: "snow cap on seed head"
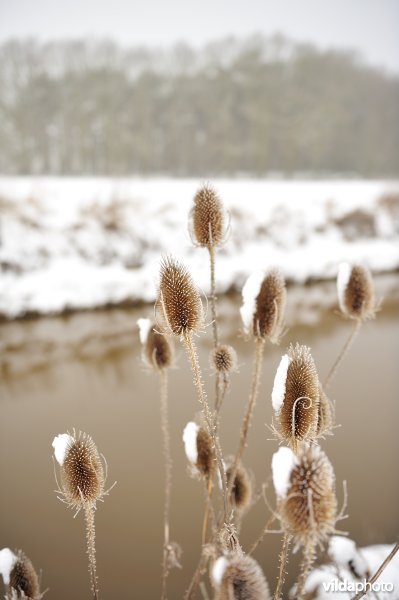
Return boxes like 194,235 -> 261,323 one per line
272,446 -> 298,499
0,548 -> 17,585
0,548 -> 40,597
52,433 -> 74,466
137,318 -> 173,369
211,554 -> 271,600
183,421 -> 214,478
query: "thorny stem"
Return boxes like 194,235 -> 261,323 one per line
296,539 -> 317,599
324,319 -> 361,390
202,477 -> 214,546
248,514 -> 277,555
208,243 -> 225,417
160,369 -> 172,600
274,534 -> 292,600
84,504 -> 99,600
350,542 -> 399,600
228,337 -> 265,503
183,333 -> 229,524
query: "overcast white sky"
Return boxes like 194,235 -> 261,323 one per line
0,0 -> 398,72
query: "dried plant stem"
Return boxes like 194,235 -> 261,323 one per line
84,504 -> 99,600
208,244 -> 225,417
248,514 -> 277,555
228,337 -> 265,501
184,553 -> 207,600
160,369 -> 172,600
296,539 -> 317,600
202,477 -> 214,545
324,319 -> 361,390
274,534 -> 291,600
350,542 -> 399,600
183,333 -> 229,523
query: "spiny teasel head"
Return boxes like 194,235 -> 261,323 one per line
137,318 -> 173,370
316,384 -> 333,438
225,461 -> 252,514
52,430 -> 105,509
158,256 -> 203,337
0,548 -> 40,599
190,184 -> 225,247
183,421 -> 215,478
271,343 -> 320,452
337,263 -> 375,321
211,554 -> 271,600
211,344 -> 237,374
272,445 -> 338,548
240,269 -> 286,343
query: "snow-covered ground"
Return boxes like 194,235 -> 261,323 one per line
0,177 -> 398,318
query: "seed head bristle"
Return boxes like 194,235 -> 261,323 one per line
196,426 -> 215,478
191,184 -> 224,247
338,263 -> 375,321
226,462 -> 252,513
7,550 -> 40,600
211,344 -> 237,373
158,257 -> 203,336
273,343 -> 320,452
212,555 -> 271,600
316,384 -> 333,438
277,445 -> 337,548
54,430 -> 105,509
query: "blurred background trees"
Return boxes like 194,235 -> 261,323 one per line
0,34 -> 398,176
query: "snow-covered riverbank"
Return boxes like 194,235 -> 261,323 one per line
0,178 -> 398,318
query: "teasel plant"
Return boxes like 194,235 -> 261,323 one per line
189,185 -> 234,417
228,270 -> 287,507
157,256 -> 233,597
137,318 -> 179,599
52,430 -> 114,600
211,554 -> 271,600
0,548 -> 42,600
324,262 -> 376,390
271,445 -> 343,600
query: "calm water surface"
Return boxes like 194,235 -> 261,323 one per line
1,277 -> 399,599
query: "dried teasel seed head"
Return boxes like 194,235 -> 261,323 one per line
272,343 -> 320,452
337,263 -> 375,321
211,344 -> 237,374
0,548 -> 40,599
272,445 -> 337,548
137,318 -> 173,370
191,184 -> 225,247
52,430 -> 105,508
211,554 -> 271,600
183,421 -> 215,478
158,256 -> 203,336
225,461 -> 252,513
240,269 -> 286,342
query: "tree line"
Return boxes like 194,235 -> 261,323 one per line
0,35 -> 398,176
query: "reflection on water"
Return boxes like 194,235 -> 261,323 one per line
1,276 -> 399,599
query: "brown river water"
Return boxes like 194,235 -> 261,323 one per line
1,276 -> 398,599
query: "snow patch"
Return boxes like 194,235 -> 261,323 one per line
272,447 -> 298,498
328,536 -> 368,578
137,318 -> 152,345
337,262 -> 351,313
183,422 -> 199,465
52,433 -> 74,465
212,556 -> 229,587
240,271 -> 264,333
0,548 -> 17,585
272,354 -> 291,412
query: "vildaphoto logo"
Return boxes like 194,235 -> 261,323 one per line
322,579 -> 394,594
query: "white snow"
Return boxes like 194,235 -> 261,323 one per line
182,422 -> 199,465
0,177 -> 398,318
0,548 -> 17,585
272,446 -> 298,499
211,556 -> 229,586
240,271 -> 264,333
328,536 -> 368,578
137,318 -> 152,345
271,354 -> 291,412
52,433 -> 74,465
337,262 -> 352,314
